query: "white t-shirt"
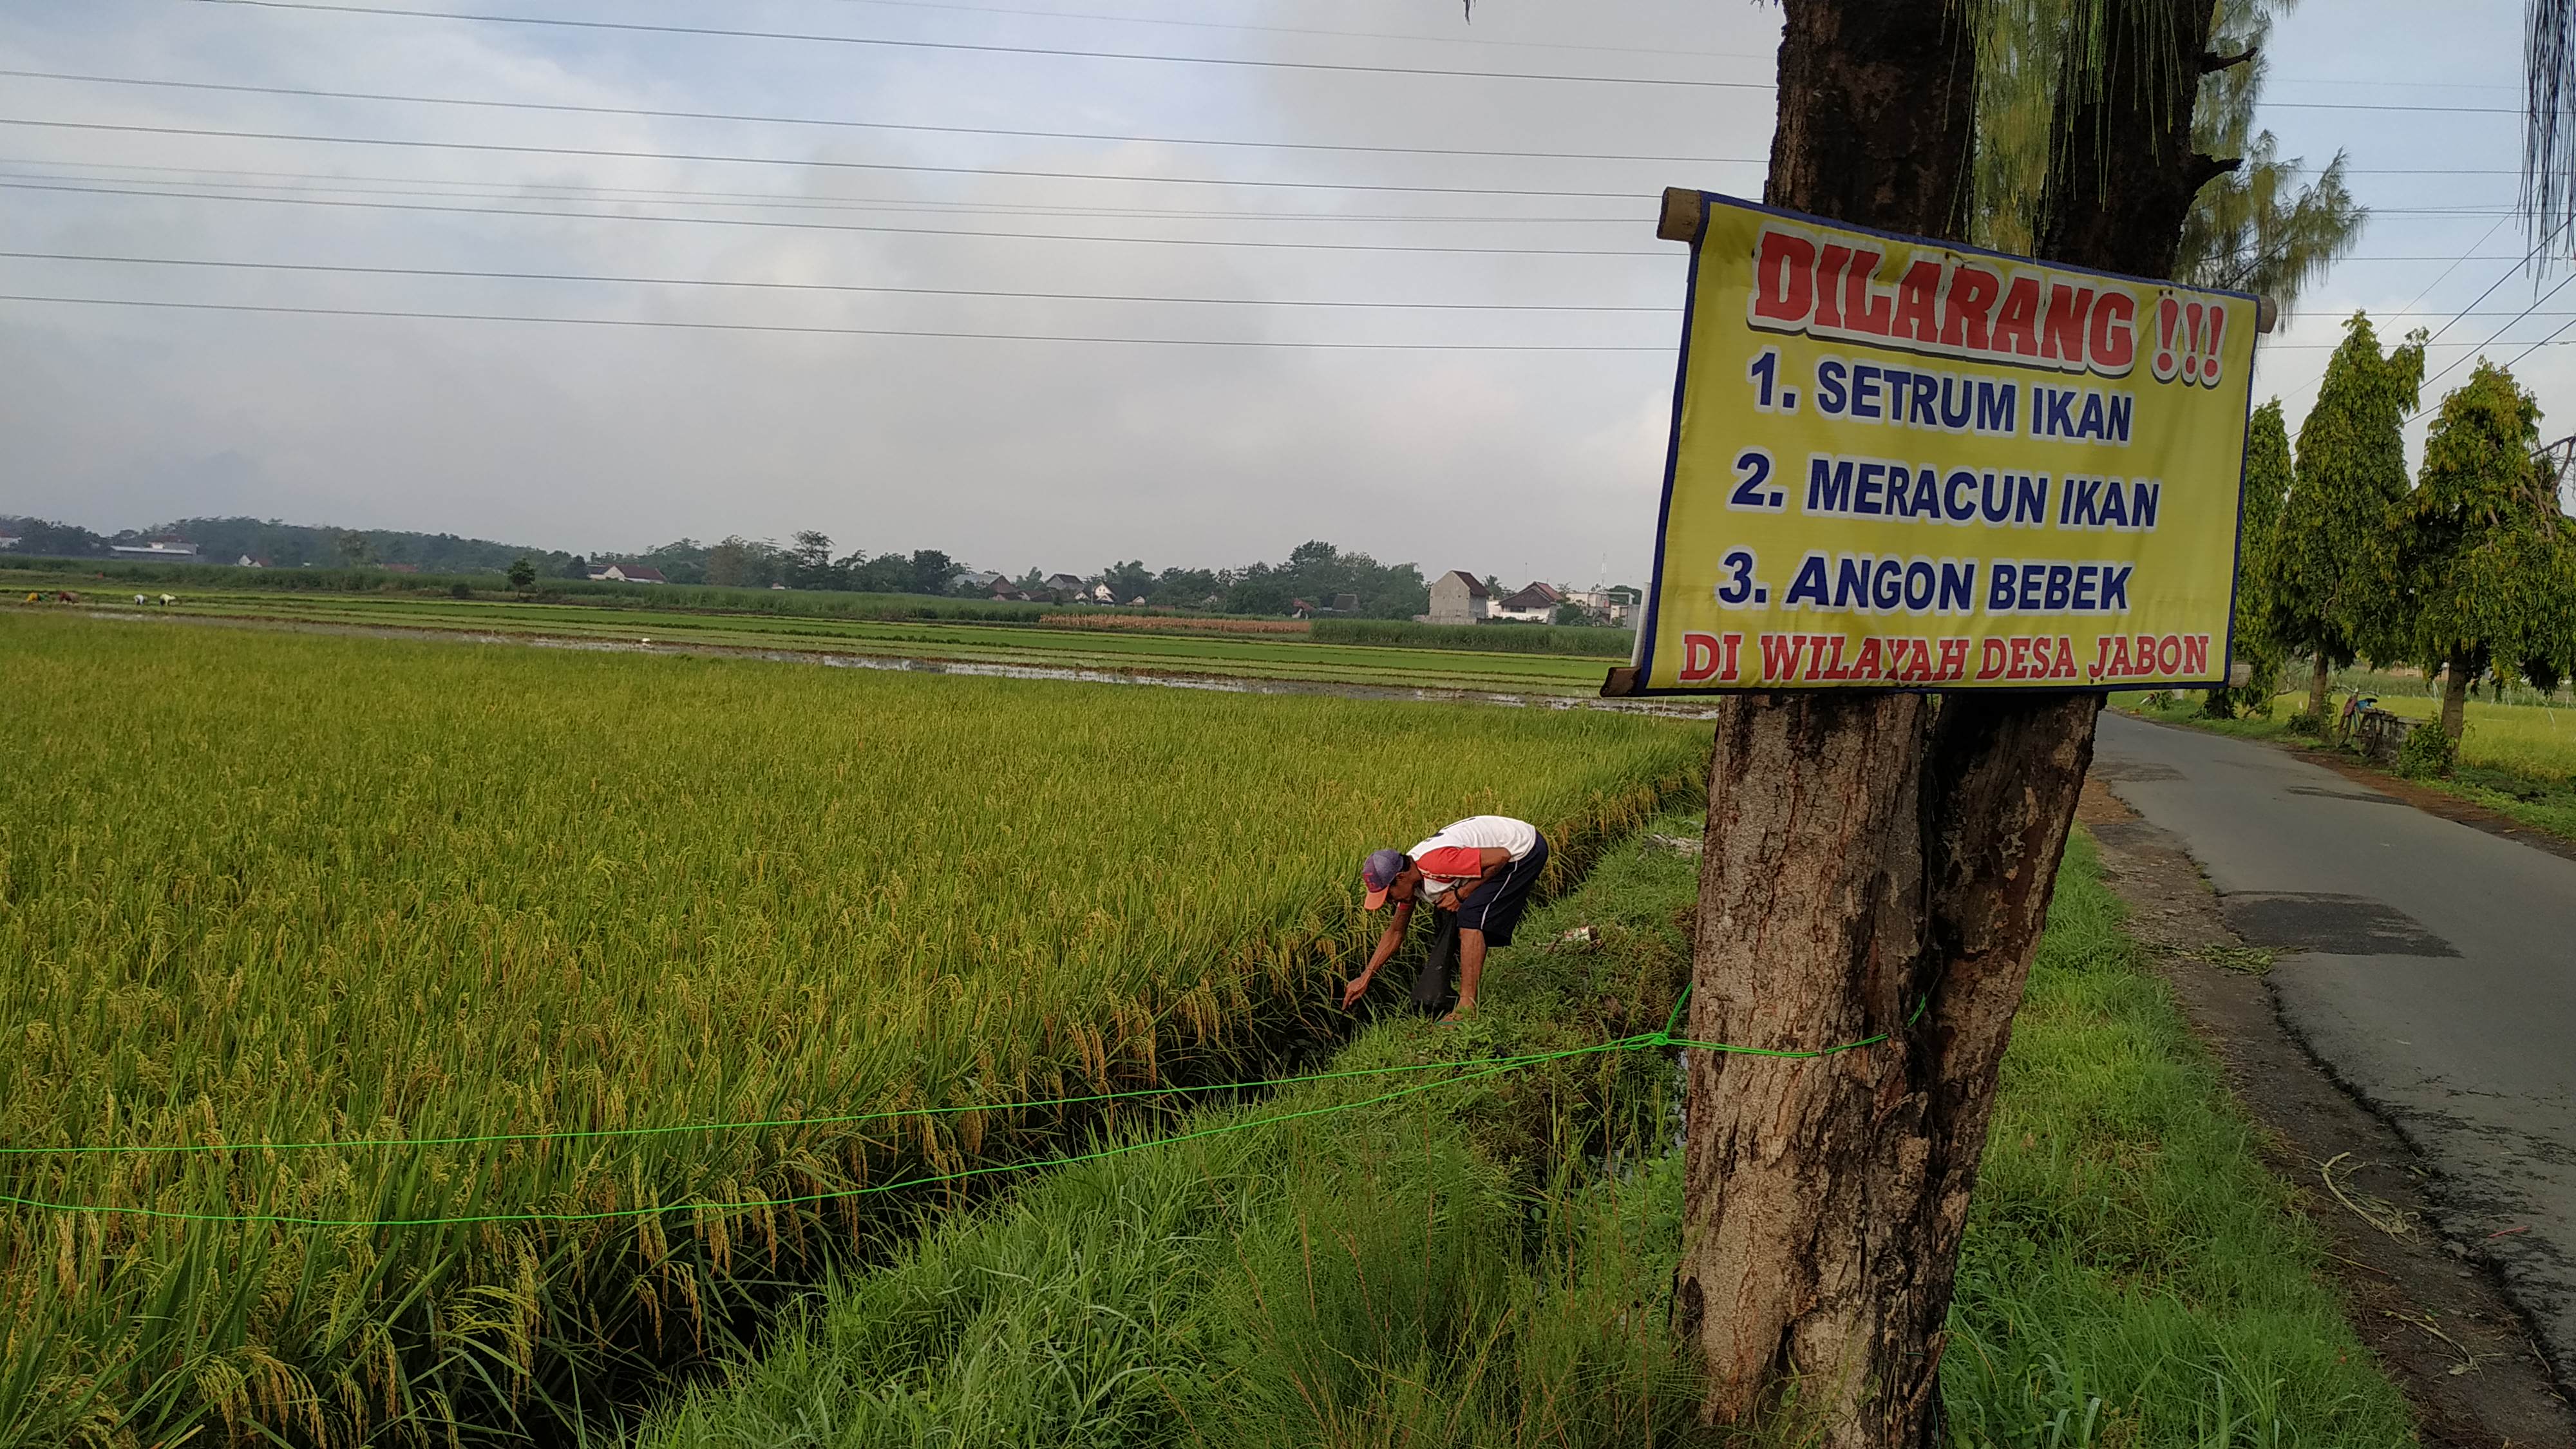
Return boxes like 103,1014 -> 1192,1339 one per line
1409,815 -> 1539,895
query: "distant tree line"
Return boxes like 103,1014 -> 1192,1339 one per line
2220,311 -> 2576,770
4,516 -> 1442,619
0,516 -> 582,574
508,536 -> 1438,617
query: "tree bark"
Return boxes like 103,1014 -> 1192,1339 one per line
2310,650 -> 2333,722
1675,0 -> 1973,1439
1678,3 -> 2224,1444
2442,651 -> 2470,739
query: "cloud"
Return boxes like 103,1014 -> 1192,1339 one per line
5,0 -> 1777,582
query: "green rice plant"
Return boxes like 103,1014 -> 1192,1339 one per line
0,612 -> 1703,1447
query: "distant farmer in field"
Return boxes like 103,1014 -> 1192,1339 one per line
1342,815 -> 1549,1021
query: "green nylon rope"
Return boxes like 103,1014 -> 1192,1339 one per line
0,999 -> 1933,1228
0,1045 -> 1594,1157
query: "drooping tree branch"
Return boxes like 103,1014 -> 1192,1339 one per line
2528,0 -> 2576,260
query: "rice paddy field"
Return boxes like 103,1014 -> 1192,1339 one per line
3,588 -> 1630,696
0,610 -> 1702,1447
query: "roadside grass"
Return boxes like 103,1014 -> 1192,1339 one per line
630,826 -> 2413,1449
1945,832 -> 2414,1447
2120,686 -> 2576,843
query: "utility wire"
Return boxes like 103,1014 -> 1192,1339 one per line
2280,217 -> 2576,411
0,180 -> 1677,256
0,292 -> 1674,349
194,0 -> 1769,90
2412,270 -> 2576,398
0,178 -> 2483,263
0,167 -> 1650,227
0,251 -> 1681,312
0,158 -> 2519,223
806,0 -> 1778,62
0,70 -> 1765,166
2498,314 -> 2576,371
188,2 -> 2533,113
0,118 -> 1704,201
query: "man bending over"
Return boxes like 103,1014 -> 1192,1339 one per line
1343,814 -> 1550,1020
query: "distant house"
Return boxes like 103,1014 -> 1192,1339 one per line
0,533 -> 20,551
990,579 -> 1032,601
1043,573 -> 1087,599
588,564 -> 668,584
1426,570 -> 1490,625
1289,597 -> 1317,618
1088,582 -> 1117,603
1492,581 -> 1564,624
954,569 -> 1006,591
1330,593 -> 1360,614
235,554 -> 270,569
1564,586 -> 1639,626
110,538 -> 199,562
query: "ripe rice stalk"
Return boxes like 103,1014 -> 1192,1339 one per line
0,611 -> 1701,1446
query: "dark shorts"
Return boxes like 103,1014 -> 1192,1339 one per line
1456,831 -> 1549,946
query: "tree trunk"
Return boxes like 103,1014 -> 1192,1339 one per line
2442,651 -> 2470,739
1675,0 -> 1974,1439
2309,651 -> 2333,723
1678,3 -> 2224,1444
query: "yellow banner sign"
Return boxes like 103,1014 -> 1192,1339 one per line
1632,192 -> 2258,693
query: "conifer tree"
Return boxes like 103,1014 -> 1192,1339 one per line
2208,399 -> 2293,715
2268,314 -> 2425,721
2393,360 -> 2576,740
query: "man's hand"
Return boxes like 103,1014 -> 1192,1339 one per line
1340,971 -> 1374,1009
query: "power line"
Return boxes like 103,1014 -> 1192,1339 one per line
196,0 -> 1765,90
0,164 -> 1649,226
180,7 -> 2544,113
0,292 -> 1673,350
2260,100 -> 2517,114
0,70 -> 1765,167
2497,316 -> 2576,372
2414,270 -> 2576,396
0,250 -> 1681,312
0,180 -> 1674,256
2280,218 -> 2576,410
807,0 -> 1777,63
0,118 -> 1698,201
8,178 -> 2501,261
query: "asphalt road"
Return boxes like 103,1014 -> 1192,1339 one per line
2094,711 -> 2576,1383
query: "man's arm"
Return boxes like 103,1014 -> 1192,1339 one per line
1444,846 -> 1516,904
1341,901 -> 1413,1008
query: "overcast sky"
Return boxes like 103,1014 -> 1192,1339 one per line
0,0 -> 2543,585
